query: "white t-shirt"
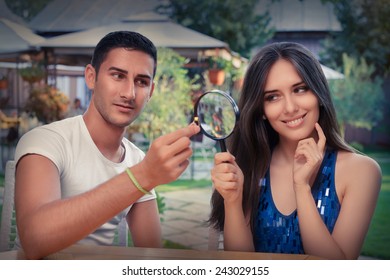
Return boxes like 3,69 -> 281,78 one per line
14,115 -> 156,246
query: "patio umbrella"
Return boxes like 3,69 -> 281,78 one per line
0,17 -> 45,59
320,64 -> 344,80
0,18 -> 46,119
36,12 -> 229,66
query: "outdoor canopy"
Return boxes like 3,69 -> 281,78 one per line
0,17 -> 45,58
36,12 -> 230,66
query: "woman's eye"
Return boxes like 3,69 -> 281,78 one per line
294,86 -> 309,94
264,94 -> 278,102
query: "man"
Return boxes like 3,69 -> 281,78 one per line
14,31 -> 200,259
66,98 -> 84,117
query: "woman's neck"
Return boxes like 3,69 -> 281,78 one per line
273,140 -> 298,165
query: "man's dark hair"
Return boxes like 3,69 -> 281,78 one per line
91,31 -> 157,77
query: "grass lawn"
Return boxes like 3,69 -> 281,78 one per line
360,147 -> 390,259
156,178 -> 211,193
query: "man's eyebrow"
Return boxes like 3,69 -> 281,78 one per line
108,66 -> 128,74
108,66 -> 152,80
137,74 -> 152,80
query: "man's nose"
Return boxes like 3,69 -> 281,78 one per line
120,82 -> 136,100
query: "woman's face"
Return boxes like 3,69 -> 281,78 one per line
262,59 -> 320,142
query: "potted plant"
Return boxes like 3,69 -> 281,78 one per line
0,75 -> 8,90
24,85 -> 69,123
231,64 -> 246,90
207,56 -> 230,86
19,62 -> 46,84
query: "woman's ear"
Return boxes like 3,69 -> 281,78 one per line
84,64 -> 96,90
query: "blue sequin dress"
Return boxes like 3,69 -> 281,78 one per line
254,148 -> 340,254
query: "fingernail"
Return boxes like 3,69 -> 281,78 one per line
190,121 -> 198,126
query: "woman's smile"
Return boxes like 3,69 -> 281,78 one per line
283,113 -> 307,128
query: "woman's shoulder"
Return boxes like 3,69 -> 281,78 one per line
336,150 -> 382,190
337,150 -> 381,173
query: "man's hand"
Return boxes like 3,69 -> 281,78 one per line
136,123 -> 200,188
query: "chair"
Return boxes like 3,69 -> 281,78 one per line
117,217 -> 128,246
192,134 -> 217,160
0,160 -> 128,250
0,160 -> 16,251
208,227 -> 224,251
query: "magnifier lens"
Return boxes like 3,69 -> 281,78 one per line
194,90 -> 239,152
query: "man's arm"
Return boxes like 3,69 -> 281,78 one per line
15,124 -> 200,259
15,154 -> 147,259
127,199 -> 162,248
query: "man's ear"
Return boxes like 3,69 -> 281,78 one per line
84,64 -> 96,90
148,82 -> 155,101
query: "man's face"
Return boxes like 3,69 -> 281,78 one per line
86,48 -> 155,128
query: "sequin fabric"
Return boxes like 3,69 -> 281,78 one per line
254,148 -> 340,254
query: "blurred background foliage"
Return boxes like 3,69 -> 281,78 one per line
321,0 -> 390,78
5,0 -> 52,21
157,0 -> 275,58
132,47 -> 197,141
328,54 -> 385,137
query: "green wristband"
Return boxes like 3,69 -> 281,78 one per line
126,168 -> 151,195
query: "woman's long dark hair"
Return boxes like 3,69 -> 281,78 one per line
209,42 -> 353,235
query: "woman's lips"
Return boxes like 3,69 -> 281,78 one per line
283,114 -> 306,127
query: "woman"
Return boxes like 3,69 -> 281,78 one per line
209,42 -> 382,259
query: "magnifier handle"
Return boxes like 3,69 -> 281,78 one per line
219,140 -> 227,152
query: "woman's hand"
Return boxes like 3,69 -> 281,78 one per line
293,123 -> 326,191
211,152 -> 244,206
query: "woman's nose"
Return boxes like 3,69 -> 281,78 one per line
284,95 -> 298,113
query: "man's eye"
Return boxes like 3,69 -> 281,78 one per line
135,79 -> 149,87
112,73 -> 125,79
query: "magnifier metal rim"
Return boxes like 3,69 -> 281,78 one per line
194,89 -> 239,141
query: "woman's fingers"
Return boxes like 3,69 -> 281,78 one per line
214,151 -> 235,165
315,123 -> 326,153
211,153 -> 244,203
293,123 -> 327,190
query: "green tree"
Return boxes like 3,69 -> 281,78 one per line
157,0 -> 274,58
5,0 -> 53,21
133,47 -> 196,141
321,0 -> 390,78
328,54 -> 384,137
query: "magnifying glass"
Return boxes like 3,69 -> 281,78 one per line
193,90 -> 239,152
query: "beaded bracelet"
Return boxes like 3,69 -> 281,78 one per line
125,168 -> 151,195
